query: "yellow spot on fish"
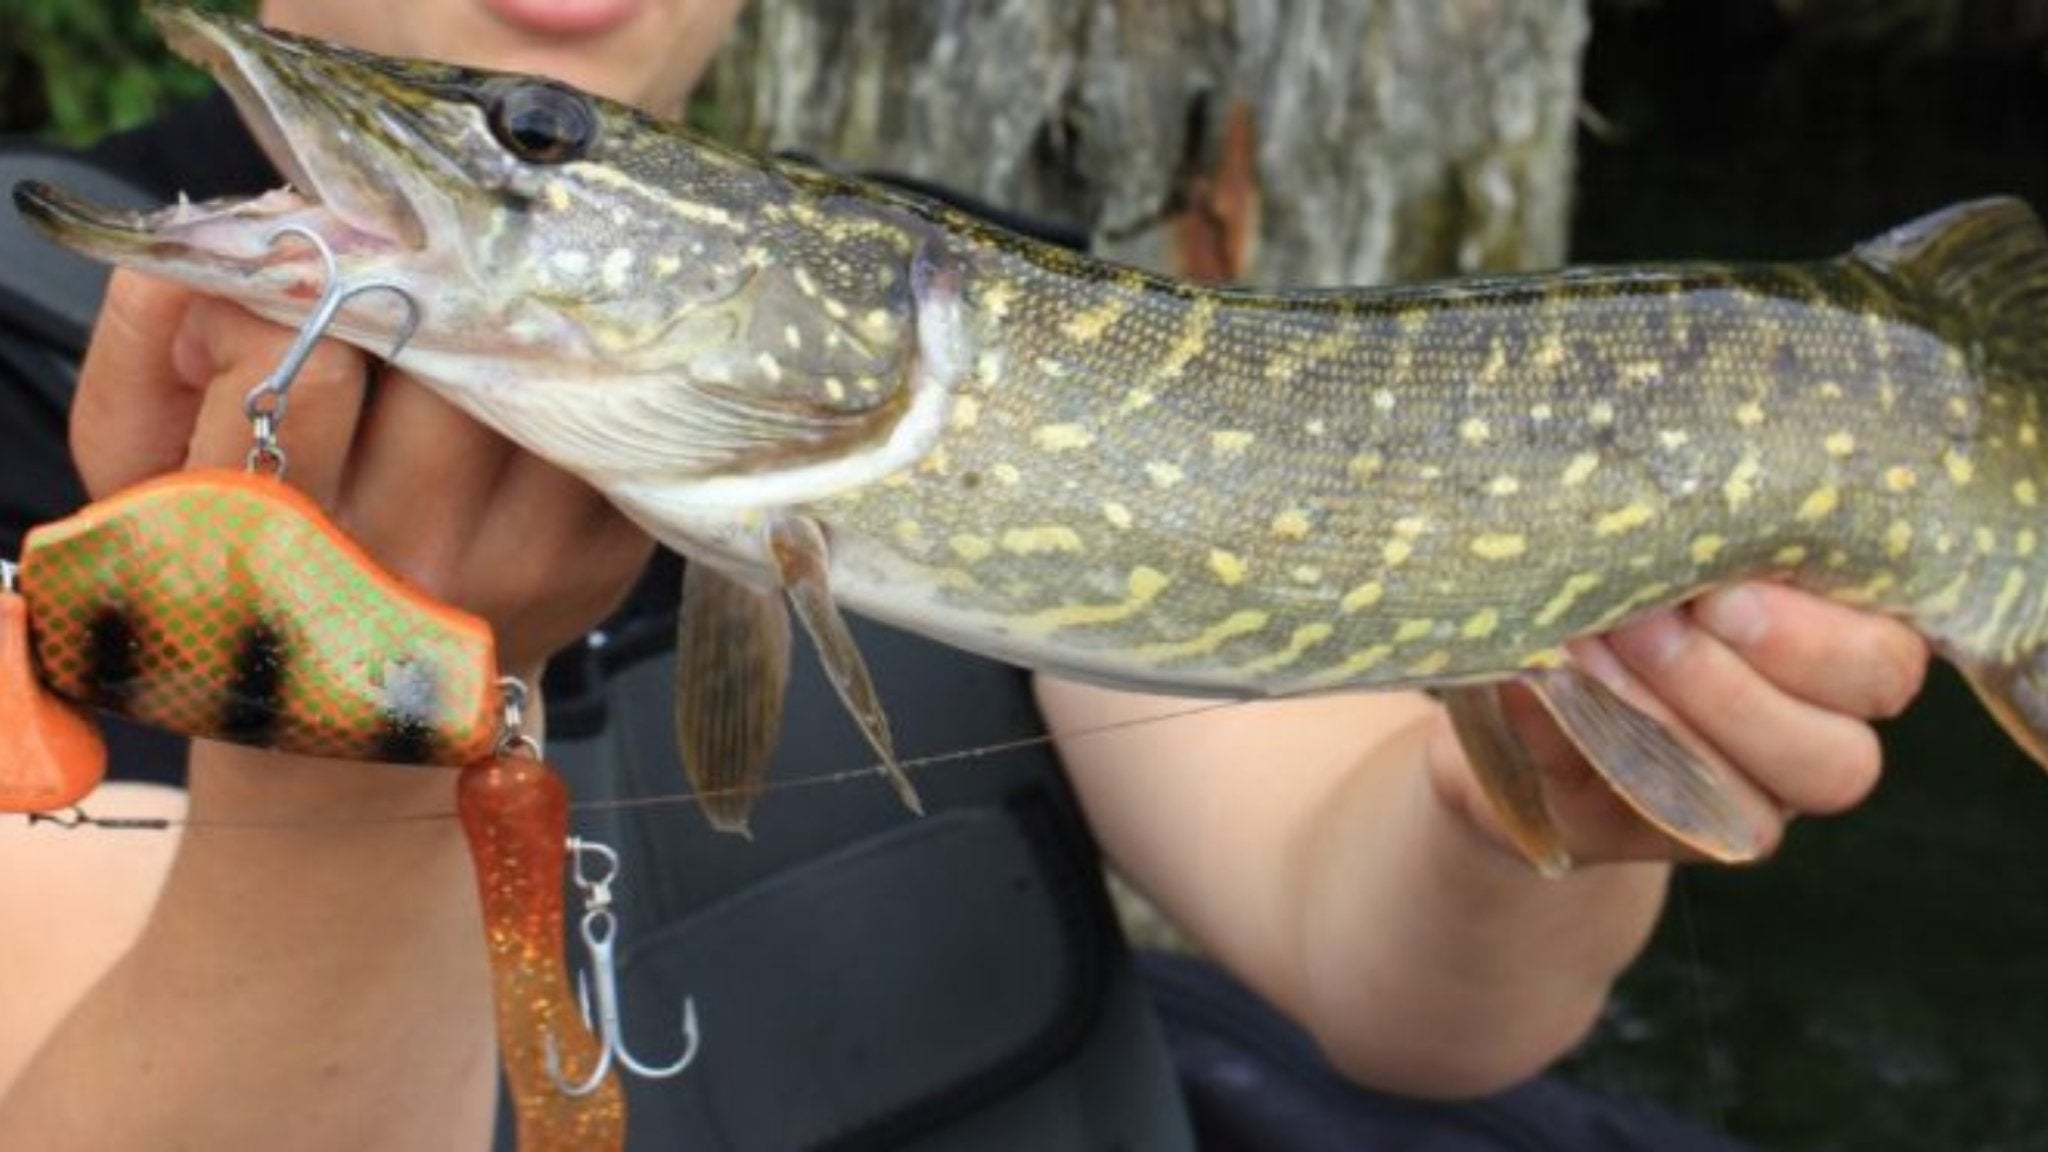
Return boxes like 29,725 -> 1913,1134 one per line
1271,509 -> 1313,540
1488,475 -> 1522,497
1945,449 -> 1976,486
653,254 -> 683,279
1825,432 -> 1856,457
1562,453 -> 1601,487
1212,430 -> 1256,456
1621,360 -> 1663,387
1461,609 -> 1501,640
2018,480 -> 2040,507
1797,485 -> 1840,521
1657,429 -> 1691,451
991,463 -> 1023,486
2024,423 -> 2040,448
1830,572 -> 1898,607
1239,623 -> 1337,677
950,395 -> 981,430
1535,572 -> 1603,627
1159,299 -> 1214,380
1372,389 -> 1397,412
1724,455 -> 1762,510
1776,545 -> 1809,567
1976,527 -> 1998,555
1102,502 -> 1134,529
1736,401 -> 1766,427
1319,644 -> 1394,682
1341,581 -> 1385,613
1920,573 -> 1970,615
894,520 -> 927,549
1291,565 -> 1324,585
1596,503 -> 1655,536
1146,461 -> 1185,489
1535,333 -> 1568,368
1397,307 -> 1428,333
1885,520 -> 1914,558
1406,650 -> 1454,677
1131,610 -> 1270,663
543,181 -> 572,212
600,249 -> 634,292
823,378 -> 848,403
1691,535 -> 1726,565
1120,388 -> 1157,415
1033,424 -> 1095,452
1460,418 -> 1491,444
1588,400 -> 1616,427
1350,452 -> 1386,481
1002,526 -> 1085,555
1015,566 -> 1172,634
950,534 -> 994,562
1060,297 -> 1131,342
1393,516 -> 1429,538
2024,529 -> 2040,557
1304,418 -> 1329,437
1886,466 -> 1918,492
1382,539 -> 1415,567
980,282 -> 1017,318
1470,533 -> 1528,561
1209,549 -> 1249,586
1394,619 -> 1437,645
754,351 -> 785,383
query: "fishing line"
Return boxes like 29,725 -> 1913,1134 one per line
14,697 -> 1248,834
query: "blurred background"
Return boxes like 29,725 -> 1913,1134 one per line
5,1 -> 2046,1148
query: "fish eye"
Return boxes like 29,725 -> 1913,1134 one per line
486,82 -> 597,165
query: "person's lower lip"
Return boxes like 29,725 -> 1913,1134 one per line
477,0 -> 642,37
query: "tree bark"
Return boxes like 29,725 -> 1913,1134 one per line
711,0 -> 1589,287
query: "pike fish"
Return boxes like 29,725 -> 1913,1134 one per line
20,7 -> 2048,870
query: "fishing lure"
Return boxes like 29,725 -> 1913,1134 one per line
460,746 -> 629,1151
17,468 -> 503,767
0,560 -> 105,811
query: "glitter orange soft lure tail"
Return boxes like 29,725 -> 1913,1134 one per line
460,755 -> 627,1151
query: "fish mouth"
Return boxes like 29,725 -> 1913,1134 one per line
13,6 -> 432,287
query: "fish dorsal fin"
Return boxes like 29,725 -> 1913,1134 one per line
675,563 -> 793,836
1440,684 -> 1571,878
1525,666 -> 1779,864
768,515 -> 924,817
1852,197 -> 2048,387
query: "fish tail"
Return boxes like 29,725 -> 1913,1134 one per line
1853,196 -> 2048,393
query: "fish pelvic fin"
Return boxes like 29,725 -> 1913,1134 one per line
1440,684 -> 1572,878
1952,646 -> 2048,770
1526,666 -> 1780,864
675,564 -> 792,837
1853,197 -> 2048,393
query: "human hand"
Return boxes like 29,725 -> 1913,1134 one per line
1426,582 -> 1930,868
70,271 -> 654,691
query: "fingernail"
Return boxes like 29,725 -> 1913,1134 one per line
1697,585 -> 1769,649
1608,608 -> 1689,671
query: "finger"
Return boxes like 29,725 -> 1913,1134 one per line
70,272 -> 205,496
174,298 -> 373,505
1692,583 -> 1929,719
1606,607 -> 1883,816
340,371 -> 514,588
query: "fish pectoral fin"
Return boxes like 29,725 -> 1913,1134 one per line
0,587 -> 106,812
768,515 -> 924,817
1525,666 -> 1778,864
1440,684 -> 1571,878
1951,648 -> 2048,770
675,564 -> 793,836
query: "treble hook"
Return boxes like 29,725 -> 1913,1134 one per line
546,837 -> 700,1097
243,223 -> 422,474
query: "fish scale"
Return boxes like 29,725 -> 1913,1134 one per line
17,7 -> 2048,869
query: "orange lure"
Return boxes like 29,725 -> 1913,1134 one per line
18,469 -> 500,768
0,568 -> 106,811
460,755 -> 627,1151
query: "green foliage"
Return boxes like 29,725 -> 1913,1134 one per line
0,1 -> 254,144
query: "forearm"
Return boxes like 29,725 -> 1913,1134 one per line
0,743 -> 498,1152
1288,715 -> 1666,1097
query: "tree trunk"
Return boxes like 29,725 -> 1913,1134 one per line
711,0 -> 1589,287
